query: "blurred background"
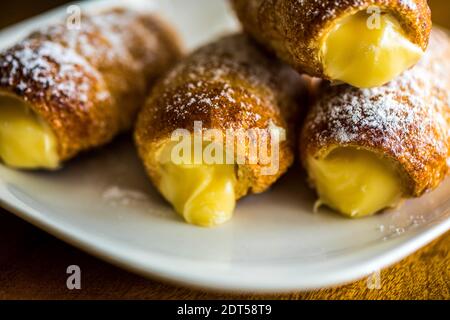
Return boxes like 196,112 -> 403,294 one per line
428,0 -> 450,28
0,0 -> 71,29
0,0 -> 449,30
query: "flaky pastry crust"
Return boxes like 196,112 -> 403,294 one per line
135,34 -> 307,199
231,0 -> 431,80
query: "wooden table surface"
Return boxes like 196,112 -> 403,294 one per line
0,0 -> 449,300
0,209 -> 448,300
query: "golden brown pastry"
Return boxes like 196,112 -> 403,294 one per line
135,34 -> 307,227
0,8 -> 182,169
300,29 -> 450,218
231,0 -> 431,88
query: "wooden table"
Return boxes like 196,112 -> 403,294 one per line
0,0 -> 449,300
0,209 -> 448,300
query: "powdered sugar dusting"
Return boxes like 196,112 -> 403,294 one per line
0,8 -> 171,107
310,30 -> 449,156
29,9 -> 158,72
151,35 -> 301,126
0,39 -> 106,104
102,185 -> 149,207
304,29 -> 450,193
276,0 -> 422,35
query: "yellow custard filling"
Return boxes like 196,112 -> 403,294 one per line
307,147 -> 403,218
321,10 -> 424,88
0,95 -> 59,169
158,143 -> 236,227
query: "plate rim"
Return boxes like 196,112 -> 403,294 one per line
1,183 -> 449,292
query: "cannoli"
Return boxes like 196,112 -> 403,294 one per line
231,0 -> 431,88
0,8 -> 182,169
135,34 -> 306,227
300,29 -> 450,218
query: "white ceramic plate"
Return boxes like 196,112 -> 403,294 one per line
0,0 -> 449,293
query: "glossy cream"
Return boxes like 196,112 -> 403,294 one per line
158,142 -> 236,227
321,10 -> 423,88
0,95 -> 59,169
307,147 -> 403,218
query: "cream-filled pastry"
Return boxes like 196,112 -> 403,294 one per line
231,0 -> 431,88
301,29 -> 450,218
135,34 -> 307,227
0,8 -> 181,169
